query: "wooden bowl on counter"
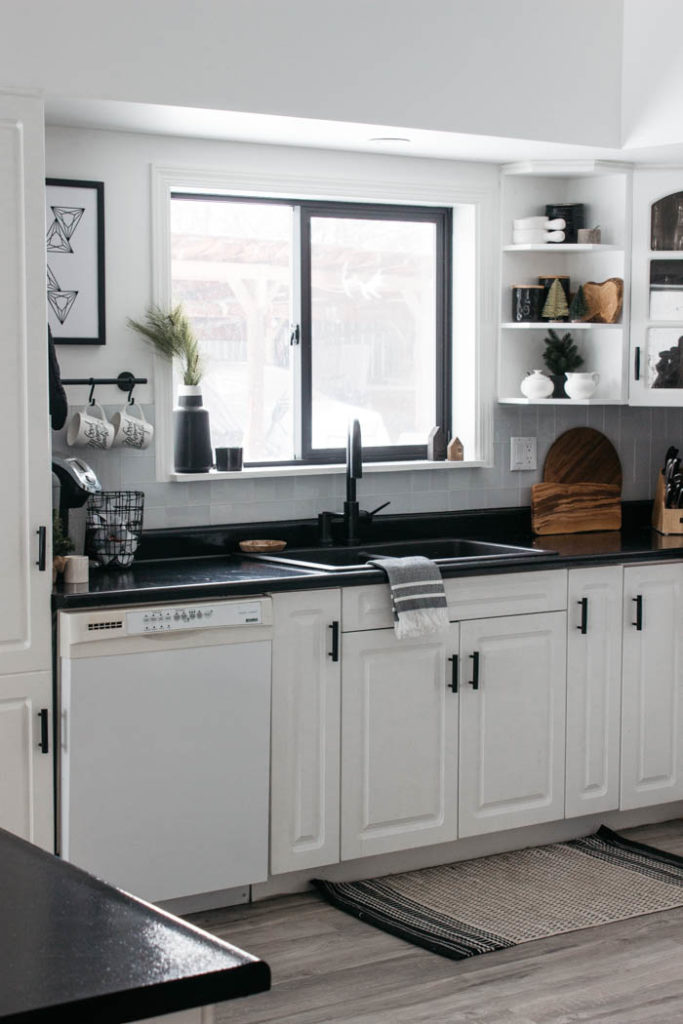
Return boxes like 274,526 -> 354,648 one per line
238,540 -> 287,553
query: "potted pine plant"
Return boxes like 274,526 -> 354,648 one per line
542,329 -> 584,398
128,305 -> 213,472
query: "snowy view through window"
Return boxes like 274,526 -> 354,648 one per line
171,197 -> 439,463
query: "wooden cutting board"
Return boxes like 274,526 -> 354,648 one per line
531,428 -> 622,535
543,428 -> 622,488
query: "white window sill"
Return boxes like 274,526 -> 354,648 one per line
169,460 -> 485,482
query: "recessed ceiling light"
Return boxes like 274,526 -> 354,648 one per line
368,136 -> 411,143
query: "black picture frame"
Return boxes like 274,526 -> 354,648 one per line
46,178 -> 106,345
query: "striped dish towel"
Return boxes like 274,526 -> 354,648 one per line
368,556 -> 449,639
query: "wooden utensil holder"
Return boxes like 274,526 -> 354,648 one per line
652,472 -> 683,535
531,482 -> 622,535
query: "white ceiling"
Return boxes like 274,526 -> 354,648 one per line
45,96 -> 683,167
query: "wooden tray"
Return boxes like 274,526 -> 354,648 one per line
531,483 -> 622,535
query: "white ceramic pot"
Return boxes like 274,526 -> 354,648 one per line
565,372 -> 599,400
520,370 -> 553,400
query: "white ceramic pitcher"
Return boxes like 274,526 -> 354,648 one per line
565,372 -> 599,400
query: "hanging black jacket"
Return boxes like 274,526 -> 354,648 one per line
48,325 -> 68,429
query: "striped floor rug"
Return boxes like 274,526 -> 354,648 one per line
313,827 -> 683,960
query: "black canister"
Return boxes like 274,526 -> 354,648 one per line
511,284 -> 545,322
545,204 -> 584,243
174,391 -> 213,473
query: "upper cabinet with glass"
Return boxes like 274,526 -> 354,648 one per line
631,172 -> 683,405
498,162 -> 632,405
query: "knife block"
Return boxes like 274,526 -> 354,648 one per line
652,472 -> 683,535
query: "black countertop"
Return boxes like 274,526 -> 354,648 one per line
52,505 -> 683,611
0,827 -> 270,1024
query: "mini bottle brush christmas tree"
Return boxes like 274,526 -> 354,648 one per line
542,329 -> 583,398
569,284 -> 589,322
541,278 -> 569,321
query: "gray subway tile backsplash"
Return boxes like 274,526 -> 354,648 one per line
51,401 -> 679,528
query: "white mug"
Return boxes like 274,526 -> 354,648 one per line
66,402 -> 114,449
111,403 -> 154,450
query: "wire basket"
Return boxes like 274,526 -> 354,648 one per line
86,491 -> 145,568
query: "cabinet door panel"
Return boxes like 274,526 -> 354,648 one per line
341,625 -> 459,860
566,566 -> 623,818
621,564 -> 683,809
0,93 -> 51,675
270,590 -> 341,874
0,672 -> 53,850
459,612 -> 566,837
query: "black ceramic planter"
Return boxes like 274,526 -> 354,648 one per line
549,374 -> 569,399
174,390 -> 213,473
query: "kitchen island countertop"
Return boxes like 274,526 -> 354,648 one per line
0,827 -> 270,1024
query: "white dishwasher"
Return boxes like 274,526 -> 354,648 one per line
58,597 -> 272,905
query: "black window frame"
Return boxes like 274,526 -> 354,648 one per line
171,192 -> 452,466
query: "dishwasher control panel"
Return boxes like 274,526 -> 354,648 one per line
126,600 -> 263,634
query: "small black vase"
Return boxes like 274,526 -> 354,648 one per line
549,374 -> 568,399
174,388 -> 213,472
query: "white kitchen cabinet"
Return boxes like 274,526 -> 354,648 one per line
0,92 -> 53,851
0,672 -> 53,851
630,168 -> 683,405
498,161 -> 631,406
565,566 -> 623,818
458,612 -> 567,837
341,624 -> 460,860
621,563 -> 683,809
0,92 -> 52,677
270,590 -> 341,874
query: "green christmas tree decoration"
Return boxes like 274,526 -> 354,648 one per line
542,329 -> 584,375
541,277 -> 569,321
569,284 -> 589,322
52,508 -> 74,557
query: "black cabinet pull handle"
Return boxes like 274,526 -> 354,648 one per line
328,621 -> 339,662
634,346 -> 641,381
469,651 -> 480,690
36,526 -> 47,571
38,708 -> 49,754
632,595 -> 643,631
447,654 -> 458,693
577,597 -> 588,634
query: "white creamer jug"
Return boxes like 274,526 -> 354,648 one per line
565,372 -> 599,399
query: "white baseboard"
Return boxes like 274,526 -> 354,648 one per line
251,801 -> 683,902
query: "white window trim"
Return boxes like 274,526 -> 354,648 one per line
151,162 -> 497,482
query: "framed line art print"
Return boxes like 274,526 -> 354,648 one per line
46,178 -> 105,344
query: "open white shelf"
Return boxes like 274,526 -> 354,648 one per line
501,322 -> 622,330
498,161 -> 632,406
504,244 -> 621,253
499,397 -> 626,406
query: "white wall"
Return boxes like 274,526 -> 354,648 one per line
7,1 -> 623,148
47,125 -> 676,532
622,0 -> 683,150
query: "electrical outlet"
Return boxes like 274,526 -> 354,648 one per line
510,436 -> 537,471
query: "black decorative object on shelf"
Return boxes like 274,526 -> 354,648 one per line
174,389 -> 213,472
511,284 -> 544,322
545,203 -> 585,244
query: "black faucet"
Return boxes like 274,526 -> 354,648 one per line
318,419 -> 390,546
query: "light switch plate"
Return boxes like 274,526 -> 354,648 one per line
510,436 -> 537,471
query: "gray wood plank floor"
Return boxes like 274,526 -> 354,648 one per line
189,821 -> 683,1024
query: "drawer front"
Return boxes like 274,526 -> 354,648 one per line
342,569 -> 568,632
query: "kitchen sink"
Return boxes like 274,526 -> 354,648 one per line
245,537 -> 556,572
